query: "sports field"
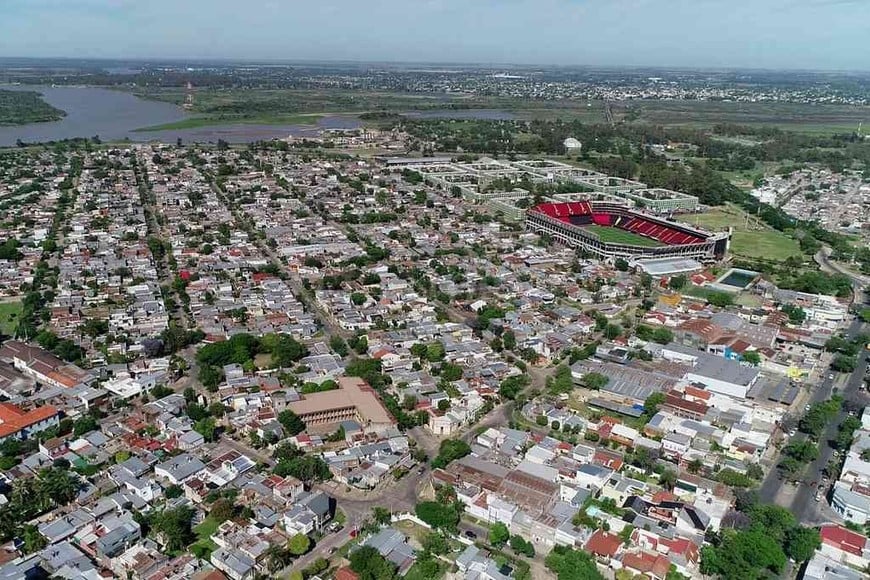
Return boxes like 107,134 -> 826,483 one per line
688,205 -> 801,261
583,225 -> 663,247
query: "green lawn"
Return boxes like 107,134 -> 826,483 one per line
134,113 -> 323,132
583,224 -> 664,247
190,516 -> 220,558
0,301 -> 22,336
730,230 -> 801,261
689,205 -> 801,261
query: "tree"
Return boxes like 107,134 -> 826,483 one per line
194,417 -> 218,442
278,409 -> 306,436
426,341 -> 446,363
349,545 -> 397,580
165,485 -> 183,499
781,304 -> 806,324
668,275 -> 687,290
510,534 -> 535,557
21,524 -> 46,554
431,439 -> 471,469
742,351 -> 761,366
350,292 -> 367,306
266,544 -> 294,573
580,372 -> 609,390
502,330 -> 517,351
784,526 -> 820,563
659,469 -> 677,490
499,374 -> 529,400
614,258 -> 629,271
330,335 -> 349,357
700,528 -> 786,579
604,323 -> 622,339
651,327 -> 674,344
545,545 -> 605,580
642,392 -> 665,419
422,531 -> 449,555
415,501 -> 460,532
72,414 -> 98,437
151,505 -> 195,553
490,522 -> 510,547
706,291 -> 734,308
548,364 -> 574,395
210,498 -> 235,523
372,506 -> 391,526
831,354 -> 857,373
199,365 -> 223,390
440,362 -> 463,381
287,533 -> 311,556
273,455 -> 332,486
437,399 -> 450,412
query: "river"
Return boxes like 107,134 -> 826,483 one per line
0,85 -> 516,146
0,85 -> 365,146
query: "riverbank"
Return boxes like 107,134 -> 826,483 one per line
133,113 -> 324,132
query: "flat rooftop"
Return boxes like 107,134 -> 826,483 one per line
636,257 -> 703,276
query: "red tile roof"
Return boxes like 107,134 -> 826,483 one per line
819,524 -> 867,556
0,403 -> 58,439
335,567 -> 360,580
621,550 -> 671,579
585,530 -> 622,558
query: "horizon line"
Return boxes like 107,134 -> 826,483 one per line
1,55 -> 870,76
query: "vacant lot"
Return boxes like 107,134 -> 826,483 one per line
583,224 -> 663,247
690,205 -> 801,261
0,301 -> 21,336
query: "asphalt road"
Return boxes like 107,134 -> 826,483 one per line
759,318 -> 869,524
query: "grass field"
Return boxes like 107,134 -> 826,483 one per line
0,301 -> 21,336
134,113 -> 323,132
190,516 -> 220,558
689,205 -> 802,261
583,224 -> 664,247
612,99 -> 870,133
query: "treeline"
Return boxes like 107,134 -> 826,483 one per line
196,333 -> 308,390
0,89 -> 65,125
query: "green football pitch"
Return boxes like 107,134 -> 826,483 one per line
583,224 -> 664,247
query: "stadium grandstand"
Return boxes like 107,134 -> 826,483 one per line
526,201 -> 729,262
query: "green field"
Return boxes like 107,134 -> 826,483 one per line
190,516 -> 220,558
583,224 -> 663,247
0,301 -> 21,336
134,113 -> 323,132
611,99 -> 870,133
689,205 -> 802,261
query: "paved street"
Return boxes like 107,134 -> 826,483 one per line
759,318 -> 869,524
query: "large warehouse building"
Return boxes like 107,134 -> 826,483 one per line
287,376 -> 396,433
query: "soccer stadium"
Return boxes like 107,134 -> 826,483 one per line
526,201 -> 730,262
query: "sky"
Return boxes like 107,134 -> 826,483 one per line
2,0 -> 870,70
